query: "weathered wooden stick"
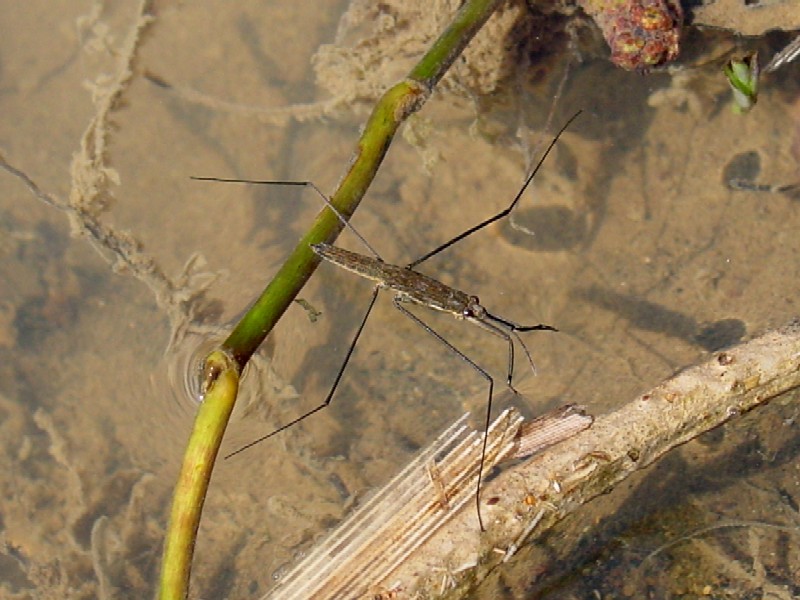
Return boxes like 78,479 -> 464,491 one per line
265,319 -> 800,598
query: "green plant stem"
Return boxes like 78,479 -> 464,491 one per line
159,351 -> 239,600
159,0 -> 501,598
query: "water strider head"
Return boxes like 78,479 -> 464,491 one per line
463,295 -> 484,319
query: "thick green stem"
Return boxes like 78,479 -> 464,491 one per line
159,1 -> 502,598
159,351 -> 239,600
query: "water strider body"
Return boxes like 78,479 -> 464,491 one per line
311,242 -> 555,376
200,111 -> 581,531
313,243 -> 501,320
314,243 -> 478,313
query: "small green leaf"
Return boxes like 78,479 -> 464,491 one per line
724,53 -> 759,114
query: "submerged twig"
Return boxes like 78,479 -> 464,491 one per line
0,0 -> 221,347
385,319 -> 800,597
0,154 -> 220,348
266,406 -> 592,599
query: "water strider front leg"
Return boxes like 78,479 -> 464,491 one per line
466,300 -> 557,390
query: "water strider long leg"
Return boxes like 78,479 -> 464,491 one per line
190,177 -> 384,260
225,286 -> 381,459
466,311 -> 556,390
407,110 -> 581,270
467,317 -> 518,390
392,297 -> 494,532
193,111 -> 580,273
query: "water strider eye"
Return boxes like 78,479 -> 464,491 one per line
464,297 -> 485,319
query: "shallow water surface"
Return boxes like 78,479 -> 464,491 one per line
1,2 -> 799,598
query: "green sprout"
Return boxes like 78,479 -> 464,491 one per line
724,52 -> 759,114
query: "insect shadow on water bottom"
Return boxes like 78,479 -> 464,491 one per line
194,111 -> 580,531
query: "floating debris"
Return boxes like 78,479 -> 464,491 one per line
264,406 -> 592,599
764,34 -> 800,73
577,0 -> 683,70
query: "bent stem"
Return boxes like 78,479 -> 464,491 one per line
159,351 -> 239,600
159,0 -> 503,598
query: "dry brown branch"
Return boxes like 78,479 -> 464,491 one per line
269,319 -> 800,598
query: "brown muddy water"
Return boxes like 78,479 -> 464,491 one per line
1,1 -> 800,598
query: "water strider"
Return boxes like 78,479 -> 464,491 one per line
195,111 -> 580,530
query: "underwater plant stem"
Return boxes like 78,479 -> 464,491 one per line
160,0 -> 502,598
159,351 -> 239,600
